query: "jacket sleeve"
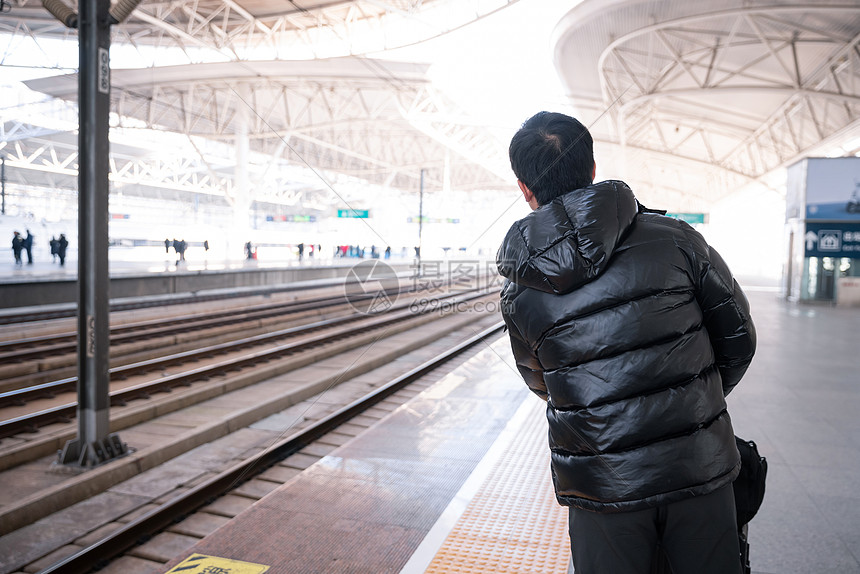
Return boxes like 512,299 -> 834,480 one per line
501,292 -> 548,401
691,236 -> 757,395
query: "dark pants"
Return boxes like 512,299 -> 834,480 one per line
569,484 -> 741,574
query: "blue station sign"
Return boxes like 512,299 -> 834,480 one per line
804,221 -> 860,258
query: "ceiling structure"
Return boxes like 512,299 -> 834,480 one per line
3,0 -> 860,216
2,0 -> 521,59
18,58 -> 510,208
0,0 -> 517,211
553,0 -> 860,213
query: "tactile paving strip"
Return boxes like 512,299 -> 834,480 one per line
423,397 -> 570,573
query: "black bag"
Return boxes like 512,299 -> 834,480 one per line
650,436 -> 767,574
733,436 -> 767,529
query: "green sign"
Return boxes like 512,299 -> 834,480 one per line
337,209 -> 369,218
666,212 -> 707,225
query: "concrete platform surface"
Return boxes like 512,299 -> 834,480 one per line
154,288 -> 860,574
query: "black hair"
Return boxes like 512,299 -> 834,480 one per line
508,111 -> 594,205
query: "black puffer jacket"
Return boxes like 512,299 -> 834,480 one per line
497,180 -> 756,513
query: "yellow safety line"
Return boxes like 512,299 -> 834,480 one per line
424,397 -> 570,573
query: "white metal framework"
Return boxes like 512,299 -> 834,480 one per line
0,1 -> 517,210
5,0 -> 860,213
1,0 -> 519,62
554,0 -> 860,210
19,58 -> 509,203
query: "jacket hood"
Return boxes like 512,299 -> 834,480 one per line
497,180 -> 638,294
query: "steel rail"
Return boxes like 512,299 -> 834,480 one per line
0,290 -> 357,349
38,322 -> 505,574
0,285 -> 479,408
0,285 -> 407,362
0,290 -> 491,438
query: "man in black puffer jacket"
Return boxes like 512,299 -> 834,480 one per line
497,112 -> 756,574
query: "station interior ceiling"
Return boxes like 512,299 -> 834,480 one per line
2,0 -> 860,238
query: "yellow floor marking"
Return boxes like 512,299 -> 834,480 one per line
165,553 -> 270,574
423,397 -> 570,573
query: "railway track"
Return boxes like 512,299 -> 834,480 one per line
35,323 -> 504,574
0,287 -> 486,440
0,289 -> 418,410
0,291 -> 505,574
0,285 -> 406,361
0,283 -> 412,394
0,275 -> 466,394
0,286 -> 502,552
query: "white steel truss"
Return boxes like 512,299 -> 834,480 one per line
2,132 -> 227,196
1,0 -> 520,62
0,129 -> 344,207
101,64 -> 506,192
12,58 -> 508,209
2,1 -> 518,208
599,4 -> 860,191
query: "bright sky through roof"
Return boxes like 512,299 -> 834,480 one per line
2,0 -> 577,127
377,1 -> 578,132
0,2 -> 584,259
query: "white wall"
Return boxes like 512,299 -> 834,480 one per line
705,183 -> 786,284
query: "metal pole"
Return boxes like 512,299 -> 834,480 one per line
418,168 -> 425,266
1,155 -> 5,215
58,0 -> 126,467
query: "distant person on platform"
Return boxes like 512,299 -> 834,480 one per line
50,236 -> 59,263
297,242 -> 304,260
12,231 -> 24,266
245,241 -> 253,260
165,238 -> 171,253
497,111 -> 756,574
23,230 -> 34,264
57,234 -> 69,266
175,239 -> 187,264
203,240 -> 209,252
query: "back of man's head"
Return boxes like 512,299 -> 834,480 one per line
509,111 -> 594,206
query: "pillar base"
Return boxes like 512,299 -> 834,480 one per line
57,433 -> 129,468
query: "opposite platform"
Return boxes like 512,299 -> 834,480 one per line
0,259 -> 415,310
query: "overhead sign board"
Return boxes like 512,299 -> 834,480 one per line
804,221 -> 860,257
337,209 -> 369,218
265,214 -> 316,222
665,213 -> 707,225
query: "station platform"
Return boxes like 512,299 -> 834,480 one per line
152,288 -> 860,574
0,256 -> 411,284
0,257 -> 418,310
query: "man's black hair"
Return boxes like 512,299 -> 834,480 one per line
509,111 -> 594,205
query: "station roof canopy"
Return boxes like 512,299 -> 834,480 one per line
2,0 -> 521,207
553,0 -> 860,211
4,0 -> 860,213
4,0 -> 510,58
21,57 -> 511,203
